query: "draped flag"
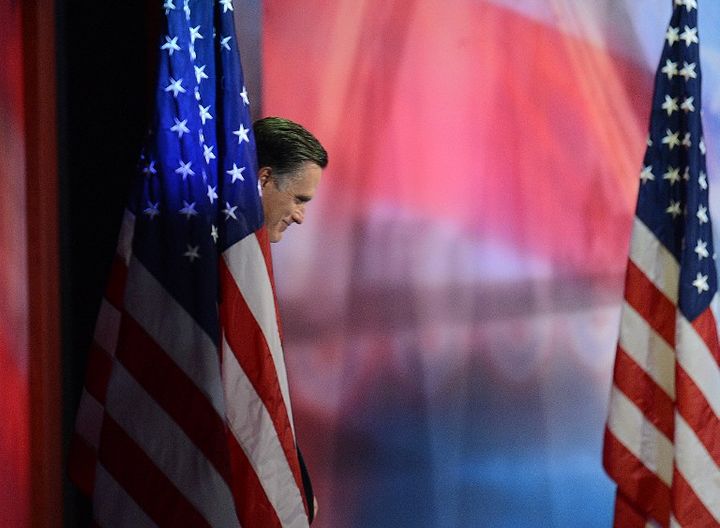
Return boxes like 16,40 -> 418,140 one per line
603,1 -> 720,526
68,1 -> 311,526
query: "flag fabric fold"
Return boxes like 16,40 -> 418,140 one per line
68,1 -> 310,526
603,1 -> 720,526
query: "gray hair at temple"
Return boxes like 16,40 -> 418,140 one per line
253,117 -> 328,188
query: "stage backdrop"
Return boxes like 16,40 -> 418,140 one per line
263,1 -> 720,526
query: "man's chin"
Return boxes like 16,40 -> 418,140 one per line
269,230 -> 283,243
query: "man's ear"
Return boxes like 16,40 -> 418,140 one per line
258,166 -> 273,188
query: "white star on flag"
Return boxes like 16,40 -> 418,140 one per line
161,35 -> 181,55
666,26 -> 680,45
227,163 -> 246,183
210,224 -> 219,243
194,64 -> 208,84
179,200 -> 199,219
207,185 -> 218,204
175,160 -> 195,180
692,272 -> 710,293
680,25 -> 699,46
681,96 -> 695,112
163,0 -> 175,13
666,200 -> 682,218
199,104 -> 213,125
222,202 -> 238,221
695,239 -> 709,260
240,86 -> 249,105
697,204 -> 709,224
233,124 -> 250,144
662,129 -> 681,150
661,59 -> 678,79
699,171 -> 708,190
680,61 -> 697,80
142,160 -> 157,176
203,144 -> 216,164
189,25 -> 203,44
165,77 -> 186,97
662,95 -> 679,116
699,137 -> 706,155
683,0 -> 697,13
170,117 -> 190,138
220,36 -> 232,50
220,0 -> 233,13
183,244 -> 200,262
682,132 -> 692,149
663,166 -> 681,184
143,201 -> 160,219
640,165 -> 654,184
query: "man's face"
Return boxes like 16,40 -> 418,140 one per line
260,161 -> 323,243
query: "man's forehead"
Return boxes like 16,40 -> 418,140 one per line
285,163 -> 322,190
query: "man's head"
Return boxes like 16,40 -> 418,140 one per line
254,117 -> 328,242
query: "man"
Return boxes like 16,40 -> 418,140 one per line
253,116 -> 327,523
254,117 -> 328,243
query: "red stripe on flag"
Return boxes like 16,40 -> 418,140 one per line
219,259 -> 306,504
115,312 -> 234,485
603,427 -> 671,525
692,307 -> 720,364
612,489 -> 661,528
676,365 -> 720,467
613,345 -> 674,439
225,428 -> 283,528
67,434 -> 98,498
84,341 -> 113,406
671,467 -> 718,527
624,260 -> 676,346
98,415 -> 211,528
104,255 -> 129,310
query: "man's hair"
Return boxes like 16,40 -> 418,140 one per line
253,117 -> 328,185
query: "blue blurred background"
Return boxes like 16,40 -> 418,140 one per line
261,1 -> 720,526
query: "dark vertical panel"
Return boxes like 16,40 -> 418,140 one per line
22,0 -> 62,525
57,2 -> 156,526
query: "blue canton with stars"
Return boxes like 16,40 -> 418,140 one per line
636,0 -> 717,321
128,0 -> 261,343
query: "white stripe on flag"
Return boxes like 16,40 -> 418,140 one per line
223,235 -> 295,434
75,388 -> 104,451
94,463 -> 158,528
629,217 -> 680,303
124,256 -> 226,417
607,385 -> 673,486
118,210 -> 136,267
105,360 -> 240,528
619,301 -> 675,399
676,314 -> 720,419
222,335 -> 308,528
94,298 -> 121,357
669,515 -> 680,528
674,413 -> 720,522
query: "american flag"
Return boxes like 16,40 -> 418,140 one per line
68,1 -> 311,526
603,1 -> 720,526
